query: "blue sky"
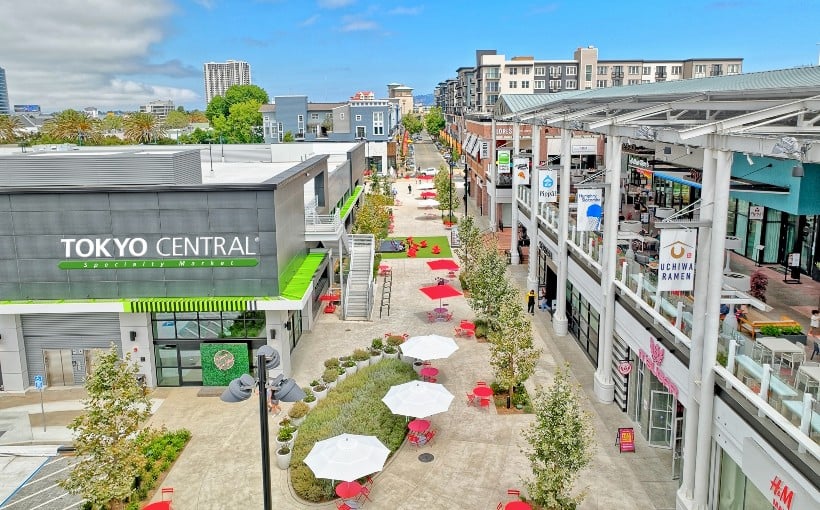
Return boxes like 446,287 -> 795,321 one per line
2,0 -> 819,111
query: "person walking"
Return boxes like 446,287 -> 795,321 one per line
810,309 -> 819,335
408,184 -> 412,194
267,385 -> 281,416
538,288 -> 548,311
526,289 -> 536,315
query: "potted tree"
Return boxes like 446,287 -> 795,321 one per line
322,367 -> 339,389
352,348 -> 370,369
386,335 -> 408,362
370,338 -> 384,363
383,343 -> 399,359
302,388 -> 317,410
275,444 -> 292,470
288,401 -> 309,427
276,425 -> 295,449
342,358 -> 357,375
310,380 -> 327,400
324,357 -> 340,370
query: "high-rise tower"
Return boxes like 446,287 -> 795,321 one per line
0,67 -> 10,115
203,60 -> 251,104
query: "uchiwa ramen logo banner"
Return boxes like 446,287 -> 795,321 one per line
658,229 -> 697,291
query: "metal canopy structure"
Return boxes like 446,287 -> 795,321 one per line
494,66 -> 820,163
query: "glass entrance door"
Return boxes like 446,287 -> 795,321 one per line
672,412 -> 684,480
649,390 -> 673,448
155,343 -> 204,386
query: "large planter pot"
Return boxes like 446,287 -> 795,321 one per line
337,370 -> 347,382
370,352 -> 383,364
304,399 -> 317,410
312,386 -> 328,400
783,334 -> 808,346
323,379 -> 337,389
290,416 -> 305,427
344,364 -> 357,375
356,359 -> 369,370
276,436 -> 294,450
383,350 -> 399,360
275,448 -> 292,470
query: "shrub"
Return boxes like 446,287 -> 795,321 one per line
749,270 -> 768,302
322,368 -> 339,383
126,427 -> 190,507
342,360 -> 356,368
760,325 -> 781,337
290,359 -> 416,502
277,426 -> 295,442
371,337 -> 384,349
383,345 -> 397,354
352,348 -> 370,362
302,387 -> 316,403
386,335 -> 405,347
309,379 -> 321,387
474,318 -> 489,339
289,401 -> 309,419
324,358 -> 340,368
780,325 -> 803,335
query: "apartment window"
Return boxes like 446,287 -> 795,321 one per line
694,64 -> 706,76
372,111 -> 384,135
712,64 -> 723,75
642,66 -> 651,75
521,80 -> 530,88
509,67 -> 518,75
597,65 -> 608,75
534,80 -> 545,89
278,122 -> 283,143
310,113 -> 319,120
596,80 -> 608,88
549,66 -> 561,77
671,66 -> 682,75
628,79 -> 641,85
534,66 -> 546,76
628,66 -> 641,74
612,65 -> 623,74
549,80 -> 562,91
355,114 -> 362,121
585,64 -> 592,82
509,81 -> 517,88
566,66 -> 577,76
340,112 -> 345,120
728,64 -> 740,74
522,67 -> 530,75
486,82 -> 499,92
356,126 -> 365,138
565,80 -> 577,89
642,80 -> 651,84
488,94 -> 499,104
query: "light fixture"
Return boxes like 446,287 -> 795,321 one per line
269,328 -> 276,340
792,164 -> 804,177
129,331 -> 137,342
745,153 -> 754,166
663,146 -> 672,155
285,321 -> 292,330
221,347 -> 303,510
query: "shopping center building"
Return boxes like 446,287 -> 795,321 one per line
492,67 -> 820,509
0,142 -> 372,391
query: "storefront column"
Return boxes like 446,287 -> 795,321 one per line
677,148 -> 715,510
118,313 -> 154,388
693,148 -> 733,509
510,120 -> 521,264
553,128 -> 572,337
265,310 -> 290,378
490,117 -> 497,232
0,314 -> 27,392
527,126 -> 540,291
593,134 -> 621,402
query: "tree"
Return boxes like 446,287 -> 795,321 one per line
225,99 -> 263,143
352,194 -> 391,245
522,365 -> 594,510
164,110 -> 190,130
205,95 -> 229,122
224,84 -> 269,107
401,114 -> 423,135
465,238 -> 510,319
0,114 -> 22,143
488,293 -> 541,402
43,109 -> 100,144
282,131 -> 295,142
434,163 -> 455,220
454,215 -> 483,272
123,112 -> 166,143
100,114 -> 123,133
59,344 -> 152,509
424,107 -> 445,138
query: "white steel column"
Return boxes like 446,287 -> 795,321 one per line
693,148 -> 733,508
490,117 -> 498,231
676,148 -> 715,510
593,134 -> 621,402
553,128 -> 571,337
527,126 -> 540,291
510,120 -> 521,264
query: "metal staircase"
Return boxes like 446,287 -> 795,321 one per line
343,234 -> 375,320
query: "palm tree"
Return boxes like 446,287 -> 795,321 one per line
43,109 -> 100,144
123,112 -> 166,144
0,114 -> 22,143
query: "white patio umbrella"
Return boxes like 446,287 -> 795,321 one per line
382,380 -> 455,418
401,334 -> 459,361
416,199 -> 440,208
417,183 -> 435,190
303,433 -> 390,482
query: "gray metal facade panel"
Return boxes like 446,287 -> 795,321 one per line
22,313 -> 121,386
109,193 -> 161,210
111,210 -> 162,233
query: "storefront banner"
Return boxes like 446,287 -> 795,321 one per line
743,438 -> 807,510
497,150 -> 511,174
749,205 -> 765,220
638,337 -> 679,399
576,188 -> 602,231
513,157 -> 530,186
658,230 -> 696,291
539,169 -> 557,203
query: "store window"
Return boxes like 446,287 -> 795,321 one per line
152,311 -> 266,340
565,281 -> 600,365
717,449 -> 769,510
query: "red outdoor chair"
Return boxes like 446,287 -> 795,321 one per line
336,502 -> 353,510
480,398 -> 491,410
358,485 -> 372,503
466,393 -> 476,406
427,311 -> 436,323
424,430 -> 436,445
161,488 -> 174,501
508,489 -> 521,498
496,503 -> 504,510
476,381 -> 488,387
408,434 -> 422,448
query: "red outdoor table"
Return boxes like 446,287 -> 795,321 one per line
473,386 -> 493,398
459,321 -> 475,330
408,418 -> 431,433
141,503 -> 171,510
505,502 -> 532,510
336,481 -> 363,499
420,367 -> 439,378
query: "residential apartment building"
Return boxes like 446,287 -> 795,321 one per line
203,60 -> 251,104
139,100 -> 175,122
0,66 -> 10,115
387,83 -> 414,117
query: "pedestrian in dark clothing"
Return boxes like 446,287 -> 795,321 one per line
408,184 -> 412,194
526,289 -> 536,314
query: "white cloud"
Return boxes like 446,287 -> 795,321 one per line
389,6 -> 423,15
193,0 -> 216,9
0,0 -> 200,111
318,0 -> 354,8
301,14 -> 321,26
340,16 -> 378,32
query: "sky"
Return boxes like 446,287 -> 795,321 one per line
1,0 -> 819,112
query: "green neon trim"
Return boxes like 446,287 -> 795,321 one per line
339,185 -> 364,219
123,297 -> 257,313
279,252 -> 327,300
58,258 -> 259,270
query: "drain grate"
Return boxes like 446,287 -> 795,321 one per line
418,453 -> 434,463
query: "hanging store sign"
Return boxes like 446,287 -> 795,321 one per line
497,150 -> 511,175
576,188 -> 603,231
638,337 -> 679,399
749,205 -> 765,221
58,235 -> 260,270
657,229 -> 696,291
480,141 -> 489,159
513,157 -> 530,185
539,169 -> 557,203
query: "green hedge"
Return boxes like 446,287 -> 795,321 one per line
290,359 -> 417,502
123,427 -> 192,510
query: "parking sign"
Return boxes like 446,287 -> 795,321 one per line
34,375 -> 44,390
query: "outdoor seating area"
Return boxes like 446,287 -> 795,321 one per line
738,317 -> 802,340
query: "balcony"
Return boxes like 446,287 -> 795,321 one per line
611,70 -> 624,78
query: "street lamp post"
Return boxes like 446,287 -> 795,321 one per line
221,346 -> 304,510
448,159 -> 454,223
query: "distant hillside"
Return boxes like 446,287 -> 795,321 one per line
414,93 -> 434,106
